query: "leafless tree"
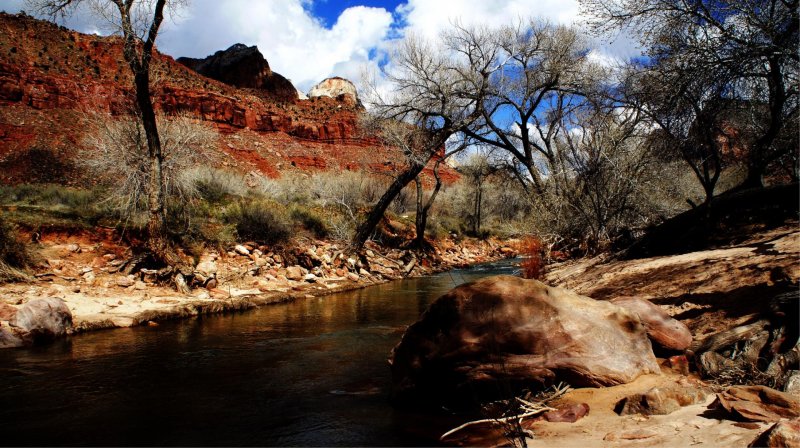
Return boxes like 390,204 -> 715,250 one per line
353,25 -> 499,251
456,149 -> 502,236
620,62 -> 730,205
549,103 -> 656,247
83,114 -> 215,222
462,21 -> 599,195
581,0 -> 799,188
28,0 -> 192,288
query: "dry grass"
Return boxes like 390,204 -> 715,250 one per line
0,216 -> 33,283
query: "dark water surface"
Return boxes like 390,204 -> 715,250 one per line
0,259 -> 519,446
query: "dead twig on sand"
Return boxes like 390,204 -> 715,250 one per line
440,383 -> 571,441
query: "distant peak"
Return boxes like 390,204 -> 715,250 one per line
226,43 -> 251,52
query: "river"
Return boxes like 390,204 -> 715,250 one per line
0,258 -> 519,446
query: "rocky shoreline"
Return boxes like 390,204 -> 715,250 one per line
0,235 -> 518,347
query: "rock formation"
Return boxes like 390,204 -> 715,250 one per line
0,13 -> 458,185
611,297 -> 692,352
6,297 -> 72,345
307,77 -> 361,107
749,419 -> 800,447
615,385 -> 709,416
715,385 -> 800,423
389,275 -> 660,408
177,44 -> 298,101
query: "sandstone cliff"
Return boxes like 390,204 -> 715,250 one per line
0,13 -> 456,185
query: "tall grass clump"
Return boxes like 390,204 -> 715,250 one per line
0,215 -> 32,283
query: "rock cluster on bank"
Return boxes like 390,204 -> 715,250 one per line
0,236 -> 517,347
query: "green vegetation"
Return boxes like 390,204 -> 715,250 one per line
225,199 -> 291,246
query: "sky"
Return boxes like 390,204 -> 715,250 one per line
0,0 -> 639,92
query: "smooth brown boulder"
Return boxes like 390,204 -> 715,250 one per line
389,275 -> 659,407
611,297 -> 692,351
9,297 -> 72,344
285,266 -> 304,281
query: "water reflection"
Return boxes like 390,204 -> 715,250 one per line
0,259 -> 518,446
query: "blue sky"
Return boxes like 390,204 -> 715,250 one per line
0,0 -> 638,92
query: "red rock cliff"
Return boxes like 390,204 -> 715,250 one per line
0,12 -> 458,185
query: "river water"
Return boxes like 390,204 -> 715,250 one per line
0,259 -> 519,446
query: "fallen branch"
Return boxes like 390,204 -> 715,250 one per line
439,407 -> 556,440
440,383 -> 571,440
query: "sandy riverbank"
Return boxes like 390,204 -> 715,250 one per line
0,234 -> 517,338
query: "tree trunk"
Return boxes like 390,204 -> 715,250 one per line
133,64 -> 189,290
133,72 -> 167,255
472,183 -> 483,236
414,177 -> 424,245
413,163 -> 443,248
739,58 -> 786,190
352,162 -> 427,251
741,164 -> 765,189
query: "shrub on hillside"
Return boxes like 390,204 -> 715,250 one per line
290,206 -> 328,239
190,167 -> 248,203
82,114 -> 217,219
0,216 -> 32,283
225,199 -> 291,245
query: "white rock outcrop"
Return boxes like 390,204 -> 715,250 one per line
307,77 -> 359,102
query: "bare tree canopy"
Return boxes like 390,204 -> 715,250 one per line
353,24 -> 500,250
463,21 -> 601,195
581,0 -> 799,187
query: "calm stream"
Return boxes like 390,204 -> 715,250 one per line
0,259 -> 518,446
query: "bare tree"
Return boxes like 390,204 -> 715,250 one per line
28,0 -> 191,288
581,0 -> 799,188
550,103 -> 655,247
353,26 -> 499,251
462,21 -> 598,195
83,114 -> 215,221
620,61 -> 730,205
457,149 -> 501,236
412,159 -> 445,248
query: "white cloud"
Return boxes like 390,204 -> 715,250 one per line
160,1 -> 393,92
396,0 -> 581,40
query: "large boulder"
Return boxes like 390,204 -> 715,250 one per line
610,297 -> 692,351
9,297 -> 72,344
389,275 -> 660,407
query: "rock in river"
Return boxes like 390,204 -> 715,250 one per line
9,297 -> 72,344
389,275 -> 659,407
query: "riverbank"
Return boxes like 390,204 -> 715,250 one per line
0,232 -> 518,341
